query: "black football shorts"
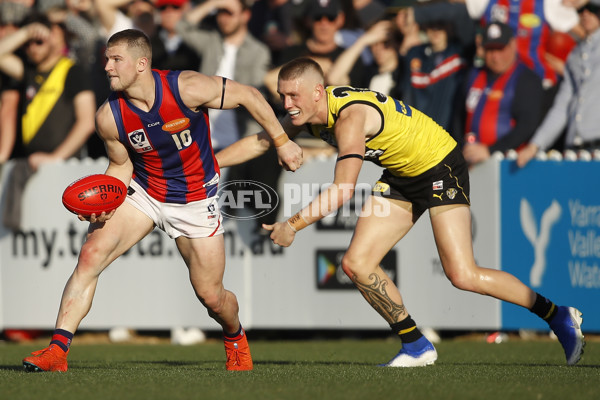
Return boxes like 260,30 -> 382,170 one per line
372,145 -> 470,220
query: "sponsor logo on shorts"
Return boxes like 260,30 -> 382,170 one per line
218,180 -> 279,220
433,193 -> 443,201
433,180 -> 443,190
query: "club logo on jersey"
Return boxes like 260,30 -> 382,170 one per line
433,180 -> 443,190
127,129 -> 154,153
446,188 -> 457,200
162,118 -> 190,132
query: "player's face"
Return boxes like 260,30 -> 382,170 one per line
278,77 -> 320,125
104,44 -> 139,91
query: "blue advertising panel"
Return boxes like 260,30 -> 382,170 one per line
500,160 -> 600,331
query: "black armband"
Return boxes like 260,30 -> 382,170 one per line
336,153 -> 364,162
219,77 -> 227,109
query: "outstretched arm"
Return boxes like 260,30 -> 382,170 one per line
216,114 -> 303,168
178,71 -> 303,171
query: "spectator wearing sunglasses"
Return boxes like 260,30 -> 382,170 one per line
264,0 -> 366,100
0,12 -> 95,171
0,12 -> 96,230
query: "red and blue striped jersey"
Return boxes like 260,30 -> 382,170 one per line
108,69 -> 220,204
465,62 -> 529,145
481,0 -> 556,86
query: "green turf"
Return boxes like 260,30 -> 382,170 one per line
1,338 -> 598,400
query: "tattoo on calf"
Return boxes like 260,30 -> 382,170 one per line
352,273 -> 406,323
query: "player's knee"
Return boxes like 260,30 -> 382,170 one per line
76,243 -> 106,275
341,252 -> 372,280
445,268 -> 477,292
196,288 -> 226,314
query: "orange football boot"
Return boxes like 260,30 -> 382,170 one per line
224,331 -> 253,371
23,344 -> 69,372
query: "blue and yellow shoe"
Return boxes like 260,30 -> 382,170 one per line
380,336 -> 437,367
550,306 -> 585,366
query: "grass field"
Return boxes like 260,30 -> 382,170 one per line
1,333 -> 598,400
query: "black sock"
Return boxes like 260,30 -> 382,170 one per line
390,315 -> 423,343
529,293 -> 558,322
50,329 -> 74,352
223,324 -> 243,340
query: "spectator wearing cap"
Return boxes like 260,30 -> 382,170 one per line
518,0 -> 600,167
457,22 -> 544,166
465,0 -> 580,90
263,0 -> 366,99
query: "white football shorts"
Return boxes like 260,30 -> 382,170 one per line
125,180 -> 224,239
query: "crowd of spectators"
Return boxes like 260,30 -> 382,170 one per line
0,0 -> 597,168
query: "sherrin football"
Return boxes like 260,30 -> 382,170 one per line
62,174 -> 127,217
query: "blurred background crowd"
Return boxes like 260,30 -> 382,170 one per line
1,0 -> 598,173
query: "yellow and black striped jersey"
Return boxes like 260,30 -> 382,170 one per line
307,86 -> 457,177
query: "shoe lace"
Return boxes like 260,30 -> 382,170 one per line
31,347 -> 52,357
227,343 -> 241,366
31,344 -> 62,357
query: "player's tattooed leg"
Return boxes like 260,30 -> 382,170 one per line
353,272 -> 407,323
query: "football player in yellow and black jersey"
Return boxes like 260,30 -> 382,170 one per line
217,57 -> 584,367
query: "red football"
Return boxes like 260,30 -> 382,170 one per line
62,174 -> 127,217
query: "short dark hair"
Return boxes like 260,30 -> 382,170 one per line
279,57 -> 324,82
107,29 -> 152,62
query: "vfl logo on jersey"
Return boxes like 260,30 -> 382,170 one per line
162,118 -> 190,132
128,129 -> 154,153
